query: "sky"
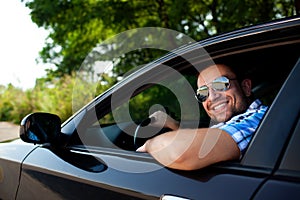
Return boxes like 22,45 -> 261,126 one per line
0,0 -> 50,89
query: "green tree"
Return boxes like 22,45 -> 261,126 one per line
21,0 -> 297,81
0,84 -> 35,123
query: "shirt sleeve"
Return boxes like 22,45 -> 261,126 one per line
216,106 -> 268,154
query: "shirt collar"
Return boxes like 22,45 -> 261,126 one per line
248,99 -> 263,110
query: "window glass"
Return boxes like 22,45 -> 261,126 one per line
76,73 -> 208,150
99,74 -> 206,125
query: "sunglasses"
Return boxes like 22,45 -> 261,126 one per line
195,76 -> 237,102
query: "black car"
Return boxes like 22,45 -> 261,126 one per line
1,16 -> 300,200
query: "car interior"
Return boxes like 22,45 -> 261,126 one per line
68,39 -> 300,154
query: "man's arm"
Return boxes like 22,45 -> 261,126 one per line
136,128 -> 240,170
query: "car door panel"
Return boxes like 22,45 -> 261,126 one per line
0,141 -> 37,200
17,145 -> 269,200
252,179 -> 300,200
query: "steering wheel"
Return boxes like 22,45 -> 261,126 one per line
133,117 -> 153,149
133,117 -> 172,150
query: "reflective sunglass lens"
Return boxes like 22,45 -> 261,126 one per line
212,82 -> 229,91
212,77 -> 230,91
196,86 -> 209,102
195,76 -> 232,102
196,94 -> 207,102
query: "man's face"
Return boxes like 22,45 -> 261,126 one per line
197,64 -> 251,122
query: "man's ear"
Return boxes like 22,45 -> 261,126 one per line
241,79 -> 252,97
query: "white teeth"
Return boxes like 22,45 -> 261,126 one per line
214,103 -> 226,110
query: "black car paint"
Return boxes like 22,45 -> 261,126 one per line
0,141 -> 37,200
17,146 -> 267,199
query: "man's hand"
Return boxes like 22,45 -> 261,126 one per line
149,111 -> 179,130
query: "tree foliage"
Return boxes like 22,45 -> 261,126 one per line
21,0 -> 297,80
0,74 -> 88,123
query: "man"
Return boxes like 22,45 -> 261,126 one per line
136,64 -> 268,170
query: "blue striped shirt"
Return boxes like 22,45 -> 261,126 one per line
211,99 -> 268,154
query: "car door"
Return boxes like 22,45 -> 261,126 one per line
16,145 -> 269,200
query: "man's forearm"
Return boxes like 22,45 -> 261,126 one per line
137,128 -> 240,170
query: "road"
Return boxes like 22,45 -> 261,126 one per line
0,122 -> 19,142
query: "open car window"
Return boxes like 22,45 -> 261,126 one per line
74,72 -> 205,150
69,36 -> 300,158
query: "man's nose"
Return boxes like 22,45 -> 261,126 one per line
207,87 -> 221,101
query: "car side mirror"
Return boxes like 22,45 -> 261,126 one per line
20,112 -> 61,145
